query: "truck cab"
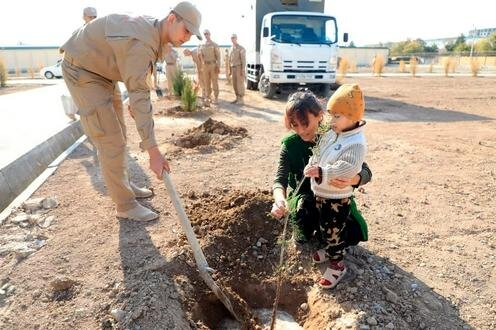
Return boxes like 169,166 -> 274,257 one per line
242,0 -> 345,98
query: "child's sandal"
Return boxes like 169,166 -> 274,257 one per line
312,249 -> 329,264
319,264 -> 347,289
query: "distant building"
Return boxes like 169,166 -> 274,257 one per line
469,27 -> 496,38
0,46 -> 61,74
424,27 -> 496,51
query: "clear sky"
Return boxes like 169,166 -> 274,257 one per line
0,0 -> 494,47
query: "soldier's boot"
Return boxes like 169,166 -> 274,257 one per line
230,98 -> 238,104
116,204 -> 158,222
212,97 -> 218,105
129,182 -> 153,198
236,97 -> 244,105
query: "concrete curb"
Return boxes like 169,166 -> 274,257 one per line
0,120 -> 83,212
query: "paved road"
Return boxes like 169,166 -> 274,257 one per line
0,80 -> 73,169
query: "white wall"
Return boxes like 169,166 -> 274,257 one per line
1,46 -> 390,75
337,47 -> 390,66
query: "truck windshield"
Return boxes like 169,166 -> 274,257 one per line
271,15 -> 337,45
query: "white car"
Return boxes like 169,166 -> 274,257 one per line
40,60 -> 63,79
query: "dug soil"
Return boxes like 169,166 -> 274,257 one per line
0,77 -> 495,330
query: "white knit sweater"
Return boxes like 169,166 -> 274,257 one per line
309,124 -> 367,199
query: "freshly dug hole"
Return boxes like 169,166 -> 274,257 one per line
173,189 -> 311,329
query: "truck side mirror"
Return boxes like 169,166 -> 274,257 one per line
263,27 -> 269,38
343,33 -> 349,43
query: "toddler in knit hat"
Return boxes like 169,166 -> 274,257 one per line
303,83 -> 368,289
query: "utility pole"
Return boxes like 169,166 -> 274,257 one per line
470,25 -> 477,57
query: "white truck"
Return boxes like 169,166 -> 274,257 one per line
239,0 -> 347,98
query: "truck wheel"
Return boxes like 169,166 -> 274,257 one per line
246,79 -> 257,90
258,74 -> 276,98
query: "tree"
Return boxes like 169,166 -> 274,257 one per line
475,39 -> 492,52
444,34 -> 470,53
453,34 -> 470,52
474,32 -> 496,52
424,43 -> 439,53
455,34 -> 466,46
403,39 -> 424,54
445,41 -> 455,52
390,39 -> 426,55
488,32 -> 496,50
454,42 -> 471,52
390,40 -> 407,55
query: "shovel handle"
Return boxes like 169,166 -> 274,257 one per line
162,172 -> 209,271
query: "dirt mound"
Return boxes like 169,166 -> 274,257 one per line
163,189 -> 469,329
174,118 -> 248,151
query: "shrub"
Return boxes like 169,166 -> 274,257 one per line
372,55 -> 384,76
450,58 -> 457,73
470,58 -> 481,77
0,59 -> 7,87
410,56 -> 417,77
172,68 -> 185,97
349,61 -> 357,73
28,66 -> 35,79
180,77 -> 197,112
442,57 -> 456,77
338,57 -> 350,77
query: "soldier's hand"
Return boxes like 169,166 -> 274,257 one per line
148,146 -> 171,179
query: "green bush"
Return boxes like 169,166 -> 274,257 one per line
181,77 -> 197,112
0,59 -> 7,87
172,68 -> 185,97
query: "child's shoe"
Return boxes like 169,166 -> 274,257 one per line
312,249 -> 329,264
319,260 -> 347,289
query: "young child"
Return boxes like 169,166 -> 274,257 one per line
303,83 -> 367,289
272,91 -> 325,244
271,90 -> 371,246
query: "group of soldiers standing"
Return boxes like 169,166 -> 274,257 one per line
183,30 -> 246,105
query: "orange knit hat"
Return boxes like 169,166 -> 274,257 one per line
327,83 -> 365,122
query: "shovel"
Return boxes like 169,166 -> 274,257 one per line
162,172 -> 244,323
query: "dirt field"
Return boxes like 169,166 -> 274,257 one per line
1,76 -> 495,329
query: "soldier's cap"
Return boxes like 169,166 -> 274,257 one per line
83,7 -> 97,17
327,83 -> 365,122
203,29 -> 210,35
173,2 -> 202,40
231,33 -> 237,38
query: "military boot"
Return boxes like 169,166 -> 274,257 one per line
116,204 -> 158,222
129,182 -> 153,198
